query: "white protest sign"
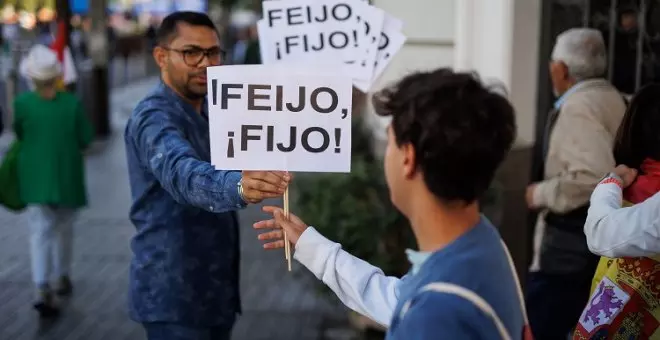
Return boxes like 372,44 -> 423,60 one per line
207,65 -> 353,173
257,18 -> 355,80
356,5 -> 384,79
261,0 -> 374,80
257,19 -> 274,64
258,0 -> 407,92
354,15 -> 406,91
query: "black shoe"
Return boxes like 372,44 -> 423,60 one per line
55,276 -> 73,297
33,290 -> 59,318
33,301 -> 60,318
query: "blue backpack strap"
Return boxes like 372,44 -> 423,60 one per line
398,239 -> 531,340
399,282 -> 512,340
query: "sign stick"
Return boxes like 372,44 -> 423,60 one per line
283,186 -> 292,272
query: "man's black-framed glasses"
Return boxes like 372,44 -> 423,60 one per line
162,46 -> 226,67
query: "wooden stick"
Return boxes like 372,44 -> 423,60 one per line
283,187 -> 292,271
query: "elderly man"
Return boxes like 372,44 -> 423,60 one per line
525,28 -> 627,339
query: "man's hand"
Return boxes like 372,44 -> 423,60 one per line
526,183 -> 539,210
253,206 -> 309,249
613,164 -> 638,188
240,171 -> 291,204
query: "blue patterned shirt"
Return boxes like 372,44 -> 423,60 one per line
124,81 -> 246,327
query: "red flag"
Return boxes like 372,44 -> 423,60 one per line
50,19 -> 67,64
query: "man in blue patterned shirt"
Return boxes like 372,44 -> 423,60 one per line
124,12 -> 290,340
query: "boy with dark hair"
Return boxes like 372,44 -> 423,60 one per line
255,68 -> 527,339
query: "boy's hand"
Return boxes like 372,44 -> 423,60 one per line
253,206 -> 309,249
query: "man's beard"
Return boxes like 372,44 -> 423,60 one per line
177,80 -> 206,101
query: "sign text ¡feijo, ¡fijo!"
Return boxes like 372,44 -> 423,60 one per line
210,80 -> 349,118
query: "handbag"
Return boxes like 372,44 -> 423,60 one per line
0,141 -> 26,211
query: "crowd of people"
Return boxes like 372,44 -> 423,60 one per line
3,8 -> 660,340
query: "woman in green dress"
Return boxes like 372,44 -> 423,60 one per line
15,44 -> 93,317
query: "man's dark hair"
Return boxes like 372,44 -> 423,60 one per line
614,83 -> 660,170
372,68 -> 517,204
156,11 -> 218,46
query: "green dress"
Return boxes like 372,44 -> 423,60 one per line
13,91 -> 94,208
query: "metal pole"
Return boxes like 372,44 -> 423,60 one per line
635,0 -> 647,91
6,23 -> 27,130
583,0 -> 591,27
89,0 -> 110,138
607,0 -> 618,82
6,39 -> 20,129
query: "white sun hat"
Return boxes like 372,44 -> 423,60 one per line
20,44 -> 62,82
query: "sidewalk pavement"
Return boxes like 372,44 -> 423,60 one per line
0,78 -> 354,340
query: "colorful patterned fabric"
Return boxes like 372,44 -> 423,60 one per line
573,253 -> 660,339
573,159 -> 660,339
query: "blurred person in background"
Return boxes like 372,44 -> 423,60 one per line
610,7 -> 640,95
36,21 -> 53,46
228,10 -> 259,65
1,6 -> 19,46
243,24 -> 261,65
229,27 -> 250,64
35,7 -> 56,45
70,15 -> 88,62
525,28 -> 627,339
20,19 -> 78,93
145,16 -> 159,51
229,25 -> 260,65
114,11 -> 143,83
15,45 -> 94,318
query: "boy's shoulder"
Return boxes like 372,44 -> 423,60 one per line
425,218 -> 507,273
392,289 -> 498,339
425,219 -> 520,302
397,219 -> 524,338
